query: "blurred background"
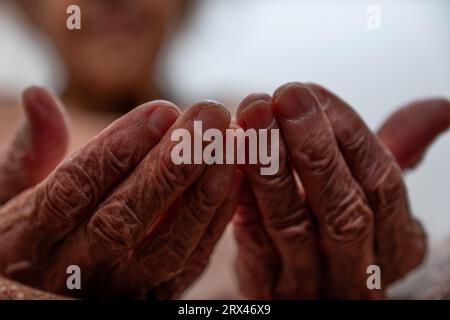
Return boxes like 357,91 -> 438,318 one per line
0,0 -> 449,298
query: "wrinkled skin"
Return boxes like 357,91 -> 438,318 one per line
0,87 -> 242,299
234,82 -> 450,299
0,85 -> 448,300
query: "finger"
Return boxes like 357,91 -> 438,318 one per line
274,83 -> 377,299
377,98 -> 450,170
234,181 -> 281,299
44,102 -> 231,295
85,101 -> 230,256
236,93 -> 321,299
0,87 -> 69,203
145,169 -> 244,299
133,161 -> 237,287
308,83 -> 427,284
36,100 -> 180,239
0,101 -> 179,285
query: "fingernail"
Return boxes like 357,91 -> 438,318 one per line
194,101 -> 231,129
149,106 -> 180,136
275,83 -> 317,120
238,94 -> 274,129
306,84 -> 329,108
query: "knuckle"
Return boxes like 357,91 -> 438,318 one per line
101,138 -> 134,175
253,140 -> 290,184
151,233 -> 190,262
252,158 -> 291,194
366,161 -> 406,216
38,162 -> 97,223
317,171 -> 358,213
155,153 -> 195,195
323,189 -> 373,244
342,131 -> 369,157
187,185 -> 222,224
163,152 -> 193,186
273,218 -> 314,248
186,201 -> 213,226
333,110 -> 370,153
203,169 -> 230,200
147,152 -> 202,214
198,180 -> 222,208
265,204 -> 314,245
87,202 -> 139,255
296,133 -> 339,177
107,195 -> 144,228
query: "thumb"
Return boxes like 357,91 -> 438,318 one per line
0,86 -> 70,203
377,98 -> 450,170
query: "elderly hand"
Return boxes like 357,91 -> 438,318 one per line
234,82 -> 449,299
0,87 -> 242,299
0,87 -> 69,204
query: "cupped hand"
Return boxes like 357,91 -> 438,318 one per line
0,87 -> 242,299
234,82 -> 449,299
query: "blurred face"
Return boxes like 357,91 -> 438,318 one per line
22,0 -> 184,97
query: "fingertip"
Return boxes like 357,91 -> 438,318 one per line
22,86 -> 51,115
190,100 -> 232,130
237,93 -> 273,129
22,85 -> 47,100
201,99 -> 232,121
139,100 -> 181,137
273,82 -> 311,102
23,86 -> 64,112
430,98 -> 450,124
22,86 -> 69,127
273,82 -> 319,120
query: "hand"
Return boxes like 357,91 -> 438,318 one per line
0,88 -> 241,299
234,82 -> 449,299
